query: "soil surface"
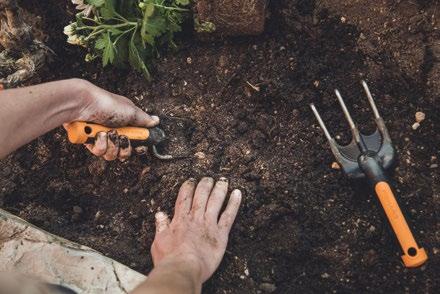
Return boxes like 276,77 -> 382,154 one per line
1,0 -> 439,293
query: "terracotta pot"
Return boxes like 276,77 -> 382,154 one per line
194,0 -> 267,37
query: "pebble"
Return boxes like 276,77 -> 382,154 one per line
186,57 -> 192,64
259,283 -> 276,293
94,211 -> 102,221
313,80 -> 320,87
194,152 -> 206,159
331,162 -> 341,170
412,122 -> 420,130
415,111 -> 425,123
321,273 -> 330,279
430,164 -> 438,169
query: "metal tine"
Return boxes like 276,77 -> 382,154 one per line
310,103 -> 333,143
362,80 -> 381,119
334,89 -> 366,149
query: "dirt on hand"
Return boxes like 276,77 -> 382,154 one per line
1,0 -> 439,293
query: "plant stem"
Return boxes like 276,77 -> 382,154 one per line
153,4 -> 189,12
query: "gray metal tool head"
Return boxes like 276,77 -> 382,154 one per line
310,81 -> 396,179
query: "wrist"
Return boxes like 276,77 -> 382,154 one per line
64,78 -> 94,122
159,252 -> 203,284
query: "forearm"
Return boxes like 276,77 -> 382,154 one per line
0,79 -> 87,158
131,256 -> 202,294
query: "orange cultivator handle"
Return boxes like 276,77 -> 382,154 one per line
375,182 -> 428,267
64,121 -> 150,144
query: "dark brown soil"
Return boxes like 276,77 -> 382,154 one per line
1,0 -> 439,293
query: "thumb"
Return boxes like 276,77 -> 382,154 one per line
131,107 -> 160,128
155,211 -> 170,233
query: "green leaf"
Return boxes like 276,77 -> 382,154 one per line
102,33 -> 115,66
99,7 -> 113,18
86,0 -> 105,7
94,35 -> 108,50
175,0 -> 190,6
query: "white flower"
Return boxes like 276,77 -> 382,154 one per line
63,24 -> 76,36
67,34 -> 86,47
71,0 -> 94,17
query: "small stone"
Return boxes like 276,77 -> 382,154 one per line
321,273 -> 330,279
186,57 -> 192,64
244,268 -> 249,276
415,111 -> 425,123
123,188 -> 129,194
313,80 -> 320,87
259,283 -> 276,293
94,211 -> 102,221
341,16 -> 347,23
430,164 -> 438,169
412,122 -> 420,130
73,206 -> 83,214
359,32 -> 366,40
194,152 -> 206,159
331,162 -> 341,170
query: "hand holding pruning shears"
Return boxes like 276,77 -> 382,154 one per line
63,80 -> 161,161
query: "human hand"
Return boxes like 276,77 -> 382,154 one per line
66,79 -> 159,161
151,177 -> 242,283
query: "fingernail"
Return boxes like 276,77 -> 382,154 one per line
151,115 -> 160,123
155,211 -> 168,221
203,177 -> 214,183
219,177 -> 228,182
119,136 -> 129,149
232,189 -> 242,199
96,132 -> 107,140
108,130 -> 118,142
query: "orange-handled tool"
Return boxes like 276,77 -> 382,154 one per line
311,81 -> 427,267
64,121 -> 172,159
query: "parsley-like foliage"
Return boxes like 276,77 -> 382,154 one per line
65,0 -> 190,79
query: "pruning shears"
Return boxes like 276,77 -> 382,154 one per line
64,121 -> 174,160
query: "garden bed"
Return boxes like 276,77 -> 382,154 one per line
1,0 -> 439,292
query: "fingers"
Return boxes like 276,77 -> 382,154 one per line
218,189 -> 242,233
174,179 -> 196,219
191,177 -> 214,218
85,132 -> 107,156
155,211 -> 170,233
85,131 -> 133,161
102,130 -> 119,161
118,136 -> 132,161
205,178 -> 229,221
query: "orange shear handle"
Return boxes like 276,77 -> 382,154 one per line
375,181 -> 428,267
64,121 -> 150,144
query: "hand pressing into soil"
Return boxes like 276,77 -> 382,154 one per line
72,80 -> 160,161
131,177 -> 242,294
0,78 -> 158,159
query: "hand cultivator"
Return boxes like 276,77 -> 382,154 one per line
310,81 -> 428,268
